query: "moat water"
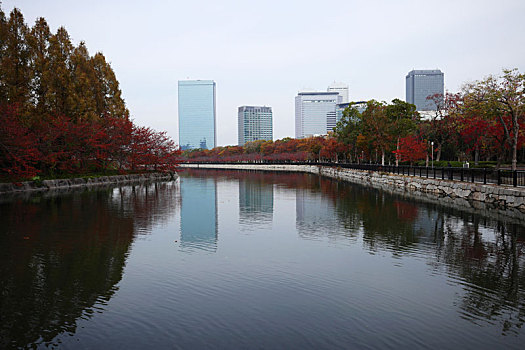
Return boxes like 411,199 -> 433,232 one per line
1,169 -> 524,349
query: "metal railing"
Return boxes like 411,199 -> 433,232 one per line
182,160 -> 525,188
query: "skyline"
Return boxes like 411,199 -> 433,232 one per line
3,0 -> 524,146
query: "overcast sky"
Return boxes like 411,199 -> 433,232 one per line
3,0 -> 525,146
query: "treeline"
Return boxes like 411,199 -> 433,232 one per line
182,137 -> 347,163
333,69 -> 525,169
0,7 -> 178,180
182,69 -> 525,170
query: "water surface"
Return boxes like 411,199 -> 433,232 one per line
1,169 -> 524,349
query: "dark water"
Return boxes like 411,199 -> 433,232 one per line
1,169 -> 525,349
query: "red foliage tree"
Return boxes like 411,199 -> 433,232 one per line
129,125 -> 179,172
0,104 -> 40,179
392,135 -> 427,165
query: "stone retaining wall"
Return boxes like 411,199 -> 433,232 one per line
180,163 -> 525,217
0,172 -> 175,194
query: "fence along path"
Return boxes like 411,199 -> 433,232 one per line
184,161 -> 525,188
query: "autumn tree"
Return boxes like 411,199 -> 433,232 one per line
0,104 -> 40,179
392,135 -> 427,165
0,6 -> 177,180
70,42 -> 98,120
0,8 -> 31,111
91,52 -> 128,119
462,69 -> 525,170
0,7 -> 128,122
360,100 -> 393,165
244,140 -> 265,155
27,17 -> 51,119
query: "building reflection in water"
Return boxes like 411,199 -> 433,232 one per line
239,177 -> 274,230
296,189 -> 337,237
179,177 -> 218,252
295,177 -> 359,242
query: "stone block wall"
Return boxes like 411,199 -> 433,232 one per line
179,163 -> 525,215
0,172 -> 174,194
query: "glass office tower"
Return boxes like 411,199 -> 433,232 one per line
406,70 -> 444,111
178,80 -> 216,150
238,106 -> 273,146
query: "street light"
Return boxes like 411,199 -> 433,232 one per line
431,141 -> 434,168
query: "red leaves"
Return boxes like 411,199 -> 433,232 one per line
0,103 -> 179,180
0,104 -> 41,179
392,136 -> 427,164
180,136 -> 350,163
130,126 -> 179,172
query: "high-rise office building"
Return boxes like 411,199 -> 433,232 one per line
238,106 -> 273,146
328,82 -> 349,104
178,80 -> 216,150
406,70 -> 444,111
295,91 -> 340,138
335,101 -> 367,124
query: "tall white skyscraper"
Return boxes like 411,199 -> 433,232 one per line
238,106 -> 273,146
295,91 -> 340,139
406,70 -> 444,111
178,80 -> 216,150
327,82 -> 349,104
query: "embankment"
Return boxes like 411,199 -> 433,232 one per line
179,163 -> 525,221
0,172 -> 175,194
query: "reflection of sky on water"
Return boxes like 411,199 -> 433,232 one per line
296,189 -> 338,238
239,178 -> 273,230
294,179 -> 359,243
179,177 -> 218,252
2,170 -> 525,348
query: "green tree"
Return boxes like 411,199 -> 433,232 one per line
385,98 -> 419,166
333,103 -> 362,162
244,139 -> 265,154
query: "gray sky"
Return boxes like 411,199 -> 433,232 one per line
3,0 -> 525,146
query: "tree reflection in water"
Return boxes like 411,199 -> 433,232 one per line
318,176 -> 525,336
184,170 -> 525,335
0,181 -> 179,348
435,219 -> 525,335
181,170 -> 525,335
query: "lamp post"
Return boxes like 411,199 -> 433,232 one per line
431,141 -> 434,168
